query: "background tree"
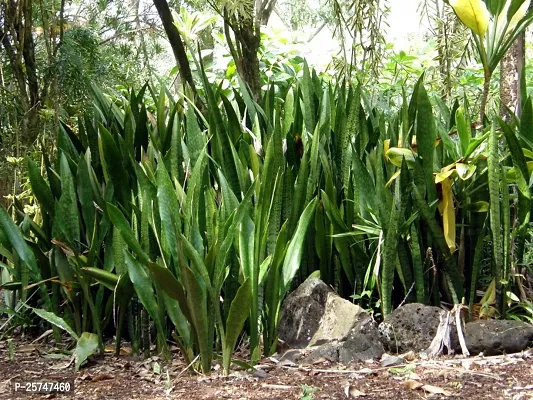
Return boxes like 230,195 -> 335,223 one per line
211,0 -> 278,102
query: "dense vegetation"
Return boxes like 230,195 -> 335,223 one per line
1,0 -> 533,374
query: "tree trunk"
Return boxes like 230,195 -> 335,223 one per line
0,0 -> 41,144
152,0 -> 201,108
223,0 -> 279,104
236,19 -> 262,103
500,33 -> 525,121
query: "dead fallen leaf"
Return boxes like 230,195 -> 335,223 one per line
104,346 -> 130,355
406,373 -> 421,381
17,345 -> 37,353
261,384 -> 292,390
400,351 -> 416,362
344,385 -> 366,397
405,380 -> 424,390
31,329 -> 53,344
91,374 -> 115,382
421,384 -> 453,396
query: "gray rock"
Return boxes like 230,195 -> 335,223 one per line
278,278 -> 368,348
302,315 -> 385,363
278,349 -> 303,363
279,278 -> 384,363
465,320 -> 533,356
378,303 -> 458,353
380,353 -> 405,367
337,315 -> 384,362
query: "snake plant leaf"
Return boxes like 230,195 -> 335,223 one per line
185,105 -> 205,168
77,153 -> 96,241
125,251 -> 167,355
181,264 -> 210,373
156,160 -> 181,266
56,153 -> 80,252
301,60 -> 316,134
113,272 -> 135,355
412,182 -> 462,302
449,0 -> 490,36
281,197 -> 318,291
178,232 -> 212,288
106,203 -> 150,264
58,124 -> 82,161
500,116 -> 531,261
81,267 -> 118,290
31,307 -> 79,340
416,82 -> 438,205
74,332 -> 99,371
382,180 -> 402,316
147,262 -> 189,310
238,216 -> 258,361
98,124 -> 131,213
455,107 -> 471,155
27,158 -> 54,216
263,222 -> 288,355
223,278 -> 252,374
487,124 -> 503,285
42,149 -> 62,200
214,181 -> 256,294
520,97 -> 533,149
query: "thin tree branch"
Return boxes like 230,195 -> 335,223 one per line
100,27 -> 156,45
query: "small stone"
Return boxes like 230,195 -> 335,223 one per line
250,368 -> 268,379
279,349 -> 303,363
380,353 -> 405,367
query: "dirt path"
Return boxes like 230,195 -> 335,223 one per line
0,335 -> 532,399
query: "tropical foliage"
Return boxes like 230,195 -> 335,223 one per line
1,0 -> 533,375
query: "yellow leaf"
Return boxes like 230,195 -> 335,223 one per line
435,168 -> 455,184
439,178 -> 456,253
449,0 -> 490,36
480,278 -> 496,306
385,169 -> 401,188
456,163 -> 476,180
384,139 -> 391,158
385,147 -> 417,168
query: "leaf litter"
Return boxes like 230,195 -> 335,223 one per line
0,334 -> 532,399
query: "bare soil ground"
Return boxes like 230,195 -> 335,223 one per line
0,334 -> 532,400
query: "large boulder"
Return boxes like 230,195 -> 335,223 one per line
465,320 -> 533,356
378,303 -> 458,353
302,314 -> 385,363
278,278 -> 384,362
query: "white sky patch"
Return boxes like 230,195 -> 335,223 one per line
386,0 -> 430,50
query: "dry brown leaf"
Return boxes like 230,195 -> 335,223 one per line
421,384 -> 453,396
400,351 -> 416,362
344,385 -> 367,397
405,379 -> 424,390
18,345 -> 37,353
261,384 -> 293,390
91,373 -> 115,382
